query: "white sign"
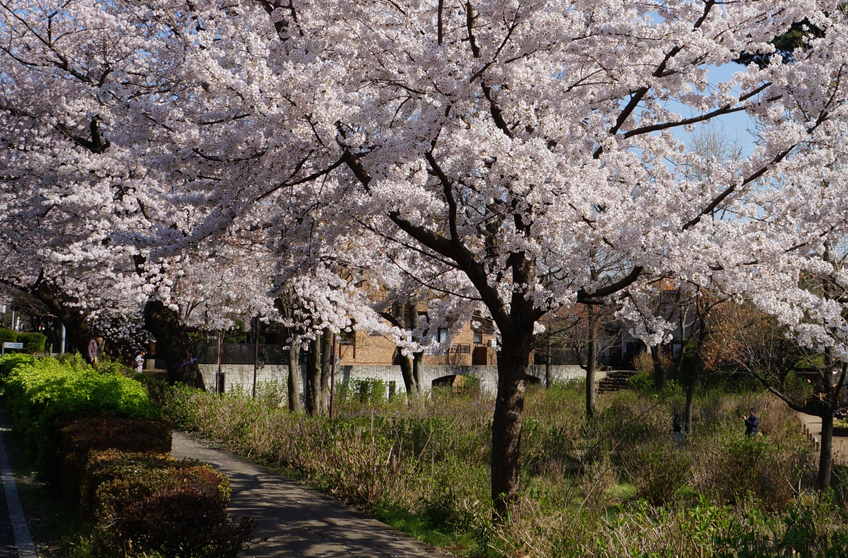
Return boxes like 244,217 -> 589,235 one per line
2,342 -> 23,349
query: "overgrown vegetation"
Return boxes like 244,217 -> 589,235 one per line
157,378 -> 848,557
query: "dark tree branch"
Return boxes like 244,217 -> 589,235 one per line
624,86 -> 775,139
683,146 -> 793,230
437,0 -> 445,46
57,117 -> 111,154
425,151 -> 460,243
594,0 -> 717,159
341,150 -> 511,329
576,266 -> 644,303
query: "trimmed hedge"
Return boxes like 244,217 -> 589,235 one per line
2,355 -> 253,557
83,450 -> 254,558
4,354 -> 156,465
17,331 -> 46,353
0,329 -> 46,353
0,328 -> 15,344
53,414 -> 172,510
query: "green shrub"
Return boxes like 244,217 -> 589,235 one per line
714,498 -> 848,557
421,478 -> 487,533
53,414 -> 172,510
355,378 -> 387,403
699,434 -> 806,509
93,358 -> 136,376
4,355 -> 156,466
83,450 -> 253,558
623,441 -> 692,506
0,328 -> 16,344
0,353 -> 34,380
627,369 -> 656,392
16,331 -> 46,354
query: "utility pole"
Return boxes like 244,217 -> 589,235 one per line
216,330 -> 224,394
253,316 -> 260,399
330,333 -> 337,418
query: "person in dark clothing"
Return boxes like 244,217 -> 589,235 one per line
743,409 -> 758,436
673,413 -> 684,447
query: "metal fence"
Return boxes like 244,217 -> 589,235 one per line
195,343 -> 290,365
534,347 -> 583,366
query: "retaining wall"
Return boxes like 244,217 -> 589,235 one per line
198,363 -> 597,397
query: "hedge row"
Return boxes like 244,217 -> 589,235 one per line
0,328 -> 46,353
0,355 -> 253,557
3,354 -> 156,465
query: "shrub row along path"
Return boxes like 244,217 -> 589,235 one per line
171,432 -> 452,558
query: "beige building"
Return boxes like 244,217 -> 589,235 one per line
337,319 -> 498,366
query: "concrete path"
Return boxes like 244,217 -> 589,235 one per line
171,432 -> 452,558
0,427 -> 37,558
796,413 -> 848,463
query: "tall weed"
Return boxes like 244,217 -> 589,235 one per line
157,379 -> 830,557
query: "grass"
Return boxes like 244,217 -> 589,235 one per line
151,378 -> 848,557
372,502 -> 473,550
606,482 -> 637,501
4,360 -> 846,556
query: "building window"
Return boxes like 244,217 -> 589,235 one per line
339,331 -> 355,345
437,328 -> 449,344
473,330 -> 483,344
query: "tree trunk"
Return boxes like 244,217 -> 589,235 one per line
142,301 -> 205,389
287,340 -> 302,414
491,325 -> 533,515
398,302 -> 423,397
817,411 -> 834,490
409,303 -> 423,396
412,351 -> 423,393
684,369 -> 698,433
650,345 -> 666,391
305,336 -> 322,415
29,280 -> 92,357
586,306 -> 597,418
545,338 -> 552,389
320,328 -> 332,413
399,353 -> 417,396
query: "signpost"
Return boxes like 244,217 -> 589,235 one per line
1,341 -> 23,356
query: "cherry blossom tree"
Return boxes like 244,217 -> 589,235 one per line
6,0 -> 848,509
0,0 -> 176,363
147,0 -> 848,510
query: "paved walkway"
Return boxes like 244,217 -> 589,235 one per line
0,427 -> 36,558
796,413 -> 848,463
170,432 -> 452,558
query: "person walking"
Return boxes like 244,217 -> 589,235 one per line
743,408 -> 758,436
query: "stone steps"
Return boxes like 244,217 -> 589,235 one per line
597,370 -> 637,394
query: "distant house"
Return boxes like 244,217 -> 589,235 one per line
338,315 -> 498,366
597,287 -> 700,370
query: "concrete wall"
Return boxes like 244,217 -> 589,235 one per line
198,364 -> 289,394
199,363 -> 595,397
